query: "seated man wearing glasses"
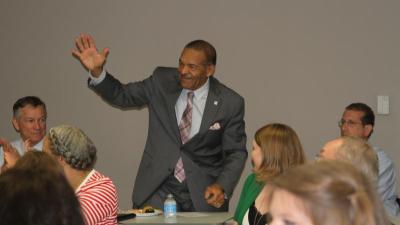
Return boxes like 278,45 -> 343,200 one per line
339,102 -> 399,216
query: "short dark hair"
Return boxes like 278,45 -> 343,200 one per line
13,96 -> 46,118
345,103 -> 375,127
0,155 -> 85,225
184,40 -> 217,65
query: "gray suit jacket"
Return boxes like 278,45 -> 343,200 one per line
91,67 -> 247,211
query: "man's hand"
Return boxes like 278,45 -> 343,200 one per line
0,138 -> 21,171
204,183 -> 226,208
72,33 -> 109,77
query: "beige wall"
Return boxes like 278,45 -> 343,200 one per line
1,0 -> 399,210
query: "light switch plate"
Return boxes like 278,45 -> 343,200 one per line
377,95 -> 389,115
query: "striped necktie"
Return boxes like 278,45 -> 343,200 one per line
174,92 -> 194,182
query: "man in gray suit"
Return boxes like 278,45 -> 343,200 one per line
72,34 -> 247,212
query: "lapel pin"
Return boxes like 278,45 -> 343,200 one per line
214,101 -> 218,106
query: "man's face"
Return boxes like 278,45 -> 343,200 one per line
340,110 -> 372,139
12,105 -> 46,146
178,48 -> 215,90
318,139 -> 342,160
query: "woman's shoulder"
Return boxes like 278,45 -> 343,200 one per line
79,170 -> 117,194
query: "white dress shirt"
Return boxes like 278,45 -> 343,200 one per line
175,80 -> 209,139
0,138 -> 44,166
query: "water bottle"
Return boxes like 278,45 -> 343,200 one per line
164,194 -> 177,218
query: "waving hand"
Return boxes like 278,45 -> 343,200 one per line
72,33 -> 109,77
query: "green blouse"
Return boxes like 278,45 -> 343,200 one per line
233,173 -> 263,225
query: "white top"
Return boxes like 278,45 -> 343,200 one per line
242,209 -> 250,225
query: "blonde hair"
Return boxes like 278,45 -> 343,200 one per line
270,161 -> 390,225
253,123 -> 305,182
334,136 -> 378,184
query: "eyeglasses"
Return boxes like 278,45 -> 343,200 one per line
338,120 -> 363,128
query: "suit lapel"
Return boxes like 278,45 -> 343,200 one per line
165,75 -> 183,145
197,77 -> 221,137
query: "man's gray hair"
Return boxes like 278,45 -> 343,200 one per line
335,136 -> 378,183
48,125 -> 97,170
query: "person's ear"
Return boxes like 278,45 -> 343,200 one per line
206,64 -> 215,77
363,124 -> 373,138
12,117 -> 20,132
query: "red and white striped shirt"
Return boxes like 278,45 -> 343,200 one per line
76,170 -> 118,225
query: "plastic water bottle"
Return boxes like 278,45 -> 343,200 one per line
164,194 -> 177,218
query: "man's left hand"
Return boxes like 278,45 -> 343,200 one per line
204,183 -> 226,208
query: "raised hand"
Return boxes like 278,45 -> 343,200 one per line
0,138 -> 21,171
72,33 -> 109,77
23,139 -> 32,153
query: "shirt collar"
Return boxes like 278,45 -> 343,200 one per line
182,78 -> 209,101
18,137 -> 45,150
75,169 -> 96,193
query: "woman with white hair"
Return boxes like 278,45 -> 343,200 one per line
43,125 -> 118,225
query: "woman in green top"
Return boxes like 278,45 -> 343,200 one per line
233,123 -> 306,225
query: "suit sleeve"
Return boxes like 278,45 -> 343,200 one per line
216,96 -> 247,198
89,72 -> 153,108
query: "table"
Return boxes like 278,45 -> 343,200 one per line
390,216 -> 400,225
119,212 -> 233,225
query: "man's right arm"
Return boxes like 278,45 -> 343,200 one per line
90,72 -> 153,108
72,33 -> 152,108
88,70 -> 107,86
